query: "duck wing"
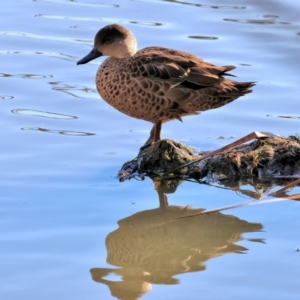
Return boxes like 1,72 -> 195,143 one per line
132,47 -> 236,90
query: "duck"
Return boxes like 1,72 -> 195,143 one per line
77,24 -> 254,147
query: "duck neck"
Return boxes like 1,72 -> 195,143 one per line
120,35 -> 137,58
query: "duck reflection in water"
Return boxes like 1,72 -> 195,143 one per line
90,180 -> 263,299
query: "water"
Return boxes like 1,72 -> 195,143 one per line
1,0 -> 300,299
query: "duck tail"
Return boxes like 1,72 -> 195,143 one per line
235,81 -> 256,94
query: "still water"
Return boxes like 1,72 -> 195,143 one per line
1,0 -> 300,299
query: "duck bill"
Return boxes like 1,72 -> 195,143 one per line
77,48 -> 102,65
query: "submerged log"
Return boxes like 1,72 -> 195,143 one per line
118,133 -> 300,182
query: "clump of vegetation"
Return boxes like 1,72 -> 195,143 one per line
118,134 -> 300,182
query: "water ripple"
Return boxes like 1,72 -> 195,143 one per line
162,0 -> 246,9
35,14 -> 103,22
267,115 -> 300,120
12,109 -> 77,119
129,21 -> 163,27
0,50 -> 77,62
224,15 -> 290,25
0,31 -> 92,45
33,0 -> 119,8
21,127 -> 95,136
0,95 -> 14,100
49,81 -> 97,98
0,72 -> 53,79
35,15 -> 164,28
188,35 -> 218,40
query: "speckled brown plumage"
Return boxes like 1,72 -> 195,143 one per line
77,24 -> 255,146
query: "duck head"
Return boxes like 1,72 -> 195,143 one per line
77,24 -> 137,65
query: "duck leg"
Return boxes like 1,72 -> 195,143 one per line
139,121 -> 162,152
145,121 -> 162,145
153,121 -> 162,143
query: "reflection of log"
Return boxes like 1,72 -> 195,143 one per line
118,134 -> 300,182
156,177 -> 294,201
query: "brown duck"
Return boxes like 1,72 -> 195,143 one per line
77,24 -> 254,147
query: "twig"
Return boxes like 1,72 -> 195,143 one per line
177,197 -> 290,219
269,178 -> 300,197
177,176 -> 300,219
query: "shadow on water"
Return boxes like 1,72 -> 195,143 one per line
90,179 -> 269,299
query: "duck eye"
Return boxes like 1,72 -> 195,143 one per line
104,36 -> 113,43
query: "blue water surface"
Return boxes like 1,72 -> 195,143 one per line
1,0 -> 300,299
